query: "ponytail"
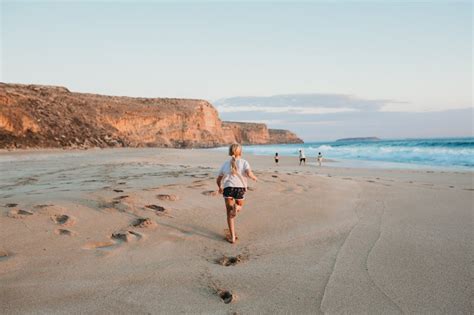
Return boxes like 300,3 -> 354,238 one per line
231,155 -> 237,175
228,143 -> 242,175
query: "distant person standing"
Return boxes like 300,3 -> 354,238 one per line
317,152 -> 323,167
299,149 -> 306,166
274,152 -> 279,165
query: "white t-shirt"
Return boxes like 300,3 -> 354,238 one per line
299,151 -> 306,159
218,158 -> 250,188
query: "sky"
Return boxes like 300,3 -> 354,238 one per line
1,1 -> 472,140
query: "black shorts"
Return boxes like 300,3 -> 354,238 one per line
223,187 -> 246,200
300,158 -> 306,162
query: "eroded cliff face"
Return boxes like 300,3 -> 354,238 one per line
222,122 -> 270,145
268,129 -> 303,144
222,122 -> 303,145
0,83 -> 303,149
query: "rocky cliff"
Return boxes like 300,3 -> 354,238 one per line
268,129 -> 303,144
0,83 -> 303,149
222,122 -> 303,145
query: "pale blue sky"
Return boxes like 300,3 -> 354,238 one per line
1,1 -> 472,139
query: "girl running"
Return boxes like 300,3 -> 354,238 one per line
216,144 -> 258,244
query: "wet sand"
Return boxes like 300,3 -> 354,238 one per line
0,148 -> 472,314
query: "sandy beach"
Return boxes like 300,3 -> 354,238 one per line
0,148 -> 472,314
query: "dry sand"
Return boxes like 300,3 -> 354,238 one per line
0,148 -> 472,314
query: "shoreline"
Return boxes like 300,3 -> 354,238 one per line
1,146 -> 473,173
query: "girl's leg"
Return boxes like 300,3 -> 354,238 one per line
234,199 -> 244,214
225,198 -> 236,243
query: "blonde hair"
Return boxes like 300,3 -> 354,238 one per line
228,143 -> 242,175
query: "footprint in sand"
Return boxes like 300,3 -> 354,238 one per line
54,229 -> 77,236
113,195 -> 129,201
83,230 -> 143,250
99,196 -> 130,209
202,190 -> 219,197
145,204 -> 166,212
0,249 -> 11,261
216,254 -> 246,267
51,214 -> 76,226
131,217 -> 157,228
17,209 -> 33,215
5,203 -> 18,208
199,270 -> 236,305
156,194 -> 179,201
161,183 -> 183,188
111,230 -> 143,242
82,241 -> 116,250
8,209 -> 34,219
188,180 -> 208,188
218,290 -> 235,304
189,173 -> 209,179
113,189 -> 124,193
34,204 -> 53,209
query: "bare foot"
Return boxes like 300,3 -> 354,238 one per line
224,230 -> 238,244
226,235 -> 238,244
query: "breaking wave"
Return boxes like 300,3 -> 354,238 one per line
234,137 -> 474,169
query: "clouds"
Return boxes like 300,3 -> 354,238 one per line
213,94 -> 402,125
214,93 -> 401,114
214,94 -> 401,118
216,105 -> 357,115
214,94 -> 472,141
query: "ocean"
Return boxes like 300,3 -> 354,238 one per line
230,137 -> 474,170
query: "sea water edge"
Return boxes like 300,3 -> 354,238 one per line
213,137 -> 474,171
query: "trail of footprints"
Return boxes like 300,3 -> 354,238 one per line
93,180 -> 248,303
84,191 -> 180,250
4,169 -> 471,307
198,243 -> 252,305
5,171 -> 297,304
204,250 -> 250,304
1,189 -> 182,252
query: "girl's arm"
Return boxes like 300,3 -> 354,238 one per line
216,175 -> 224,193
246,169 -> 258,181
